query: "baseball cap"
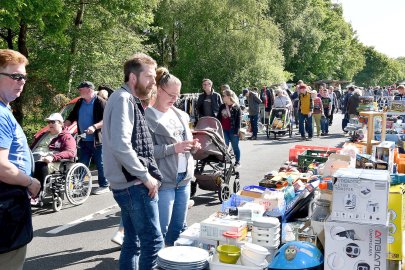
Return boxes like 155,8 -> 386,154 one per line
45,113 -> 64,123
77,81 -> 95,90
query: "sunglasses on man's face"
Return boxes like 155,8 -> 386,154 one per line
47,120 -> 57,124
0,73 -> 28,81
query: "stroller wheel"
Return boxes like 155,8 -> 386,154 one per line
218,183 -> 230,202
233,179 -> 240,193
190,181 -> 197,198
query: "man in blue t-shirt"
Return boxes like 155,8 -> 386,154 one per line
65,81 -> 109,194
0,49 -> 41,269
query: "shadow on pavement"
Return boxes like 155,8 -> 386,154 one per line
25,247 -> 119,270
33,212 -> 120,238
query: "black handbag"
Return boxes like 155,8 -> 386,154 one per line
0,183 -> 33,254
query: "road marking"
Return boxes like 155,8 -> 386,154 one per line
46,204 -> 119,234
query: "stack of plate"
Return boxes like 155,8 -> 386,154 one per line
157,246 -> 209,270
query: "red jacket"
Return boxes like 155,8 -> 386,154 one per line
48,129 -> 77,161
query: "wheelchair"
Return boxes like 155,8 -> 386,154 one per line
38,159 -> 92,212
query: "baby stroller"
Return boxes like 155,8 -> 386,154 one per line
191,117 -> 240,202
266,107 -> 292,139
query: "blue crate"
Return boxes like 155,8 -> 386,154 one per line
221,193 -> 255,212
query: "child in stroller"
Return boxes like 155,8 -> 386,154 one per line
191,117 -> 240,202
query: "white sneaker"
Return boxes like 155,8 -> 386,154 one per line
92,186 -> 110,195
187,199 -> 195,209
111,231 -> 124,246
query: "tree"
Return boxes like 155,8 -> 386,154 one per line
1,0 -> 158,141
152,0 -> 287,92
353,46 -> 402,86
267,0 -> 365,82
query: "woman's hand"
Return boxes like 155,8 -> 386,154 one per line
174,140 -> 194,153
191,139 -> 201,153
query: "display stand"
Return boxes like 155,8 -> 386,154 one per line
358,111 -> 387,154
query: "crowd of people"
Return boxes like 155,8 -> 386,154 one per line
1,48 -> 405,270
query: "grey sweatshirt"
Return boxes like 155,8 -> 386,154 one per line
247,91 -> 262,115
102,85 -> 154,190
145,107 -> 194,190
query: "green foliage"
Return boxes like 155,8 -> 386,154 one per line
353,46 -> 402,87
0,0 -> 402,140
395,57 -> 405,81
152,0 -> 287,93
267,0 -> 365,82
1,0 -> 157,139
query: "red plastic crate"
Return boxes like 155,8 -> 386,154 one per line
289,145 -> 341,162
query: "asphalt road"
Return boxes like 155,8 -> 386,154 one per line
25,114 -> 347,270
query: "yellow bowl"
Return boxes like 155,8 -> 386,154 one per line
217,244 -> 241,264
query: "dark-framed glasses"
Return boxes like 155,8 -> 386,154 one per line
160,87 -> 180,100
0,73 -> 28,81
47,120 -> 56,124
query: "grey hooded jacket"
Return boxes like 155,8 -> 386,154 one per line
145,107 -> 194,190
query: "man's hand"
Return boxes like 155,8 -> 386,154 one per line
28,177 -> 41,198
308,112 -> 312,117
144,176 -> 160,198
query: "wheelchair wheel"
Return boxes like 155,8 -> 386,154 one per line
53,196 -> 63,212
65,163 -> 92,205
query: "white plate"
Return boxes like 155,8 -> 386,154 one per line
158,246 -> 209,263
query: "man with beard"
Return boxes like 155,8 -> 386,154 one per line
102,53 -> 163,270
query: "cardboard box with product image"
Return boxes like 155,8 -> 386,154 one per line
324,218 -> 388,270
331,168 -> 390,225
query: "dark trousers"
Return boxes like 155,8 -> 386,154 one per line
329,105 -> 335,125
299,113 -> 313,138
249,114 -> 259,137
34,161 -> 49,190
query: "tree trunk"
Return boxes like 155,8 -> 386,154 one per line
0,28 -> 14,49
66,0 -> 85,93
13,22 -> 29,125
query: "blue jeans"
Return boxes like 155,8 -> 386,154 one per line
112,184 -> 164,270
158,172 -> 190,246
223,130 -> 241,162
249,114 -> 258,137
299,113 -> 313,138
321,115 -> 329,134
78,141 -> 108,187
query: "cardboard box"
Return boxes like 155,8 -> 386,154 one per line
387,185 -> 405,261
356,153 -> 389,170
324,218 -> 388,270
199,215 -> 247,242
375,141 -> 395,172
331,168 -> 390,225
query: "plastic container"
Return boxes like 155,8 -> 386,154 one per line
289,145 -> 341,162
240,252 -> 267,267
252,216 -> 280,228
252,231 -> 280,241
223,231 -> 240,246
241,243 -> 269,262
252,238 -> 280,248
252,226 -> 280,236
216,245 -> 241,264
209,255 -> 263,270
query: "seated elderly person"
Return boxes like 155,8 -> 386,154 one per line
32,113 -> 76,201
270,88 -> 292,127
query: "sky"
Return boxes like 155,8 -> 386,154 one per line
333,0 -> 405,59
